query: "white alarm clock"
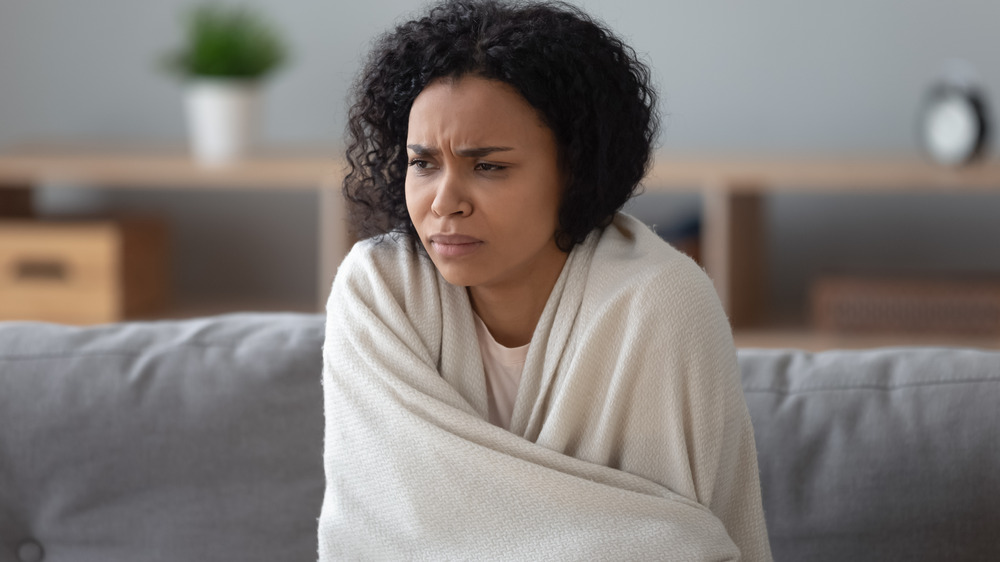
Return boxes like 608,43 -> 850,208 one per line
919,83 -> 989,166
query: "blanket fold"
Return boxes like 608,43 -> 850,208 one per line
319,214 -> 772,561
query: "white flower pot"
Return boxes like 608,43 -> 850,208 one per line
185,79 -> 259,166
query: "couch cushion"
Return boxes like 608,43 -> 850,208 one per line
739,347 -> 1000,562
0,313 -> 325,562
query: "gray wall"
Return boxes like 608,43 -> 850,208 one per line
3,0 -> 1000,312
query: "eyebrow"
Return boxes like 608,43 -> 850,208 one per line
406,144 -> 515,158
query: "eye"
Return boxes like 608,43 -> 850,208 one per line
474,162 -> 508,172
408,158 -> 431,169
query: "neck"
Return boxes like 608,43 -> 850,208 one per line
468,253 -> 568,348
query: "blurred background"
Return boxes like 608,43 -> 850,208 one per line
2,0 -> 1000,346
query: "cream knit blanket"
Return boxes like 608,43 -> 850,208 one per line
319,214 -> 772,560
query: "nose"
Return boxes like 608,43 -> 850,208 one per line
430,169 -> 473,217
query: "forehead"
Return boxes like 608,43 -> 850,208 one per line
406,76 -> 550,145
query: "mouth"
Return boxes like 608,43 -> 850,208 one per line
429,234 -> 484,258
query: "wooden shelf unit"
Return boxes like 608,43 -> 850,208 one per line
0,145 -> 349,315
4,145 -> 1000,349
645,155 -> 1000,350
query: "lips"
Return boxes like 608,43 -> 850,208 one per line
429,233 -> 483,258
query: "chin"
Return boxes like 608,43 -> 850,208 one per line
430,261 -> 486,288
435,268 -> 479,288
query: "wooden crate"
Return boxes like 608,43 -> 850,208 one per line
811,274 -> 1000,335
0,218 -> 168,324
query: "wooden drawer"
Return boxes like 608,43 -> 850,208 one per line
0,219 -> 168,324
811,274 -> 1000,335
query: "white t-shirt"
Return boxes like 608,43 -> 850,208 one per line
473,313 -> 528,430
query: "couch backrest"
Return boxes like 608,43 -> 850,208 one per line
740,347 -> 1000,562
5,313 -> 999,562
0,313 -> 325,562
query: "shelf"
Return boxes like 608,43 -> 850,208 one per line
639,155 -> 1000,347
5,145 -> 1000,349
0,144 -> 351,314
645,154 -> 1000,192
0,143 -> 341,189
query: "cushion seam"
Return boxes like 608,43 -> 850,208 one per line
743,376 -> 1000,395
0,339 -> 322,362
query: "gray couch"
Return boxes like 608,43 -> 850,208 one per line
1,313 -> 998,561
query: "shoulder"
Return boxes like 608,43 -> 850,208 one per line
575,214 -> 741,405
577,214 -> 734,355
328,234 -> 440,311
590,214 -> 723,316
338,234 -> 417,275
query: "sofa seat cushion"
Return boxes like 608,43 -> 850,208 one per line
0,313 -> 325,562
739,347 -> 1000,562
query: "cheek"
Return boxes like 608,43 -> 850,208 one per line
501,184 -> 561,239
532,177 -> 564,226
404,182 -> 424,224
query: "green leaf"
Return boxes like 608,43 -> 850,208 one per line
161,2 -> 288,79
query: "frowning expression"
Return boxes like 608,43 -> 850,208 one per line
405,76 -> 566,293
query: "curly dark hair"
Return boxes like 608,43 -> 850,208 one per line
343,0 -> 659,251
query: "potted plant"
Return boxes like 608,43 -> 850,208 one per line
162,3 -> 288,165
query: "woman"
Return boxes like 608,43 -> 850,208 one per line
320,1 -> 772,559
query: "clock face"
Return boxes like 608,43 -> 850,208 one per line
921,89 -> 986,166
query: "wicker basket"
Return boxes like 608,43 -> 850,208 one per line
811,274 -> 1000,335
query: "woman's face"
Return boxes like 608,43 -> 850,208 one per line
405,76 -> 566,293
